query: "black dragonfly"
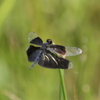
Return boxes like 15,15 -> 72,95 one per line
26,32 -> 82,69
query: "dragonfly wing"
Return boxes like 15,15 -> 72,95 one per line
38,50 -> 73,69
28,32 -> 43,45
65,47 -> 82,56
47,45 -> 66,55
26,45 -> 40,62
48,45 -> 82,57
30,37 -> 43,45
28,32 -> 38,41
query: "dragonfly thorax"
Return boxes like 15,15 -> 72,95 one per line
41,39 -> 52,50
41,43 -> 49,50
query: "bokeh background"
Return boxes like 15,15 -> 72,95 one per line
0,0 -> 100,100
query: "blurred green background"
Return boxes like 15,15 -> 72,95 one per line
0,0 -> 100,100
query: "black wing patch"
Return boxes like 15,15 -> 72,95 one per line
30,37 -> 43,45
38,50 -> 71,69
48,45 -> 66,55
26,45 -> 40,62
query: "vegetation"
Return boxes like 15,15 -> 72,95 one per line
0,0 -> 100,100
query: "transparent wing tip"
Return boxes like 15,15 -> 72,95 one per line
65,47 -> 82,56
77,48 -> 82,54
72,47 -> 82,55
68,62 -> 73,69
28,32 -> 38,42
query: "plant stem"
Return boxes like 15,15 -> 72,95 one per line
59,69 -> 68,100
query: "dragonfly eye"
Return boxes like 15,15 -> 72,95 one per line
46,39 -> 52,44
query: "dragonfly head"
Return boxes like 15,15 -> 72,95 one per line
46,39 -> 52,44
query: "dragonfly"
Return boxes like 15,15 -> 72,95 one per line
26,32 -> 82,69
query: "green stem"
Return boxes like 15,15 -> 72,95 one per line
59,69 -> 68,100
